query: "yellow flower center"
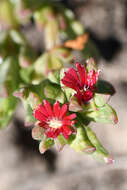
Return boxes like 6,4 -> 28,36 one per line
48,118 -> 62,129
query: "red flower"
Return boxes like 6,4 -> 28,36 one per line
61,62 -> 99,105
33,100 -> 76,139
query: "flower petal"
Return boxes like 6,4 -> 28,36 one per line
68,68 -> 79,81
62,78 -> 78,90
53,101 -> 60,117
59,104 -> 68,118
76,62 -> 87,85
46,128 -> 61,138
75,91 -> 83,105
37,104 -> 49,117
33,110 -> 47,122
39,122 -> 49,129
61,125 -> 72,139
43,100 -> 53,117
83,90 -> 93,102
87,70 -> 99,86
61,71 -> 80,91
62,120 -> 74,126
63,113 -> 76,120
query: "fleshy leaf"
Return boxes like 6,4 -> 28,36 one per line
69,96 -> 83,112
0,58 -> 10,97
86,104 -> 118,124
44,19 -> 60,50
48,70 -> 60,84
20,66 -> 34,84
19,46 -> 36,68
86,126 -> 108,154
33,52 -> 63,84
97,80 -> 115,95
44,83 -> 66,104
34,53 -> 49,79
71,21 -> 84,35
52,47 -> 72,62
24,103 -> 36,126
27,92 -> 41,110
94,93 -> 111,107
32,125 -> 44,140
20,0 -> 48,10
68,124 -> 96,154
86,126 -> 114,164
9,30 -> 26,46
0,31 -> 19,57
0,0 -> 19,30
0,96 -> 18,128
13,84 -> 44,126
82,40 -> 100,61
50,54 -> 63,70
55,134 -> 67,152
39,138 -> 54,154
62,86 -> 75,102
0,57 -> 21,97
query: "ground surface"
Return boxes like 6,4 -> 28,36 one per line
0,0 -> 127,189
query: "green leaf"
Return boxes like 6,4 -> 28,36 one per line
68,124 -> 96,154
86,104 -> 118,124
82,40 -> 100,61
27,92 -> 41,109
5,57 -> 21,95
86,126 -> 114,164
34,53 -> 49,77
57,134 -> 67,145
71,21 -> 84,35
48,70 -> 60,84
62,86 -> 75,102
24,103 -> 36,126
32,125 -> 44,140
13,84 -> 43,126
19,45 -> 36,68
86,127 -> 108,154
21,0 -> 52,10
0,32 -> 20,57
9,30 -> 26,46
33,52 -> 63,84
0,56 -> 21,128
92,150 -> 114,164
94,93 -> 111,107
0,58 -> 10,96
39,138 -> 54,154
44,83 -> 66,104
53,47 -> 72,63
55,134 -> 68,151
0,96 -> 18,128
0,57 -> 21,97
20,66 -> 34,84
50,54 -> 63,70
97,80 -> 115,95
44,20 -> 60,50
69,96 -> 83,112
0,0 -> 19,29
13,80 -> 52,126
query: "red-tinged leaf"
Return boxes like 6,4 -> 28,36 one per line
32,125 -> 44,140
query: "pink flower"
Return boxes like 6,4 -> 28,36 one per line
61,62 -> 99,105
33,100 -> 76,139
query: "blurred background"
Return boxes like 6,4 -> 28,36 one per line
0,0 -> 127,189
